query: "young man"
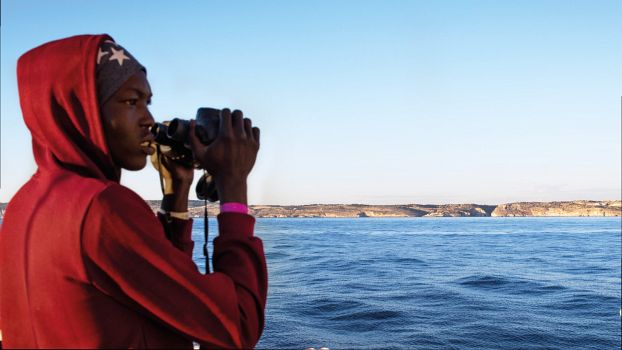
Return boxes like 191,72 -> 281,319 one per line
0,34 -> 267,349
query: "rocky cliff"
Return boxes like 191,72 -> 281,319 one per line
1,200 -> 620,219
491,200 -> 621,217
248,203 -> 496,218
138,200 -> 622,218
248,201 -> 620,218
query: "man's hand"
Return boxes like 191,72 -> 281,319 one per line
151,147 -> 195,212
158,153 -> 195,185
189,109 -> 260,205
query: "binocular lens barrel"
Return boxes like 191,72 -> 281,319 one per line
151,123 -> 170,144
166,119 -> 191,144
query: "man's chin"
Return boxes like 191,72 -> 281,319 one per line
123,158 -> 148,171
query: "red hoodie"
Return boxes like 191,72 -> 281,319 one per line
0,34 -> 267,349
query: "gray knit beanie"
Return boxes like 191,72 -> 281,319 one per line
96,39 -> 145,104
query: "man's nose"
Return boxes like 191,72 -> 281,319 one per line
143,108 -> 155,126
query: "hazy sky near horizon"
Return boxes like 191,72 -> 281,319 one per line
1,0 -> 621,204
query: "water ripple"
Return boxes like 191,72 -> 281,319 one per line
239,217 -> 621,349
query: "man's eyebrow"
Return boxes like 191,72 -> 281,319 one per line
126,87 -> 153,98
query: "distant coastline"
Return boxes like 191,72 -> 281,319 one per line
0,200 -> 622,219
160,200 -> 622,218
4,200 -> 619,219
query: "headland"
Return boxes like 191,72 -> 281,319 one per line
1,200 -> 619,219
154,200 -> 621,218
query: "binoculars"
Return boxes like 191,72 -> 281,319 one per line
150,107 -> 221,201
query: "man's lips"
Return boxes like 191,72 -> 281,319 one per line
140,141 -> 155,155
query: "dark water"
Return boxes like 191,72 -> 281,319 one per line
193,217 -> 621,349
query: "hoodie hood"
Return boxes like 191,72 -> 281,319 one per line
17,34 -> 119,182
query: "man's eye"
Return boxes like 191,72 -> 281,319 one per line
124,99 -> 138,106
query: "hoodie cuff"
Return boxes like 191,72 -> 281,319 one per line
157,211 -> 194,254
217,212 -> 256,239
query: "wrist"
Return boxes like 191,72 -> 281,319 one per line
171,177 -> 192,191
161,182 -> 191,212
216,177 -> 248,205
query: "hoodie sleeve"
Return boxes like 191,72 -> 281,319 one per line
81,184 -> 267,349
157,212 -> 195,256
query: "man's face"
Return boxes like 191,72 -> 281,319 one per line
101,70 -> 155,171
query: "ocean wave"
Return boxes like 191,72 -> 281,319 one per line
454,274 -> 569,296
329,309 -> 404,323
389,257 -> 429,265
306,297 -> 364,315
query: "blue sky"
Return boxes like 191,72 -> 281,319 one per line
1,0 -> 621,204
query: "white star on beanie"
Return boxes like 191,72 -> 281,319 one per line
109,47 -> 130,66
97,48 -> 109,64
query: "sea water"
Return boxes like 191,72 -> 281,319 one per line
193,217 -> 621,349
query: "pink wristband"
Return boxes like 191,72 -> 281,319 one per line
220,202 -> 249,214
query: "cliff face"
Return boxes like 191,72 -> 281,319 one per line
1,200 -> 620,219
251,204 -> 416,218
491,200 -> 621,217
249,202 -> 620,218
410,204 -> 497,217
249,204 -> 496,218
